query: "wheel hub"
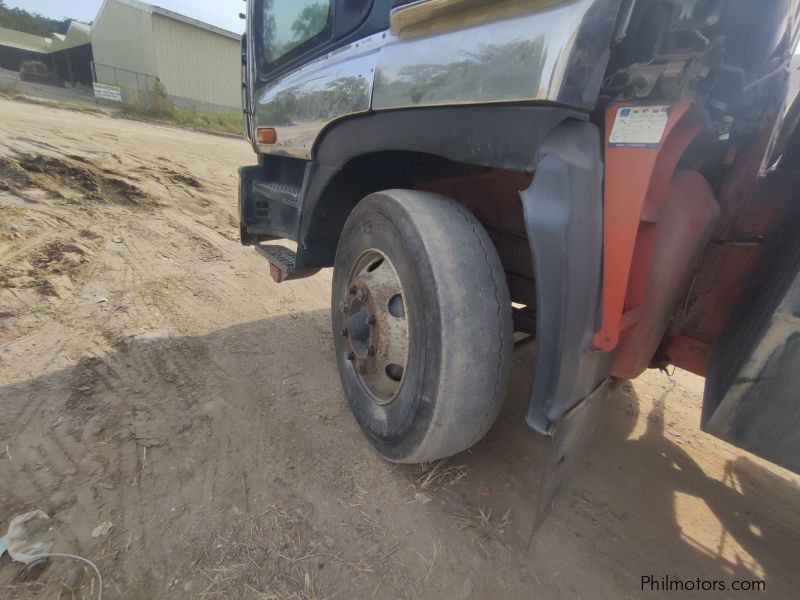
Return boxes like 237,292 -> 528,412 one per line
341,250 -> 409,405
346,299 -> 372,357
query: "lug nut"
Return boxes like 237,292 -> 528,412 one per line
346,352 -> 355,361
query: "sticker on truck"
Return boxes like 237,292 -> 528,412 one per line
608,105 -> 670,148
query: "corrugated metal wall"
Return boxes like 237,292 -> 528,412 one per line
152,13 -> 240,111
91,0 -> 156,78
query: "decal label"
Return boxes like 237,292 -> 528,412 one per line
609,105 -> 670,148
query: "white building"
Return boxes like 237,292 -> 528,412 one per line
92,0 -> 241,111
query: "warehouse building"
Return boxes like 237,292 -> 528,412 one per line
0,21 -> 93,86
92,0 -> 241,111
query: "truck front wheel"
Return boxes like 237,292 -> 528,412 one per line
331,189 -> 513,463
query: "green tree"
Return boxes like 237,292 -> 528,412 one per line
290,3 -> 327,42
261,0 -> 278,63
0,5 -> 71,36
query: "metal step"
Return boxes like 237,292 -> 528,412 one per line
255,244 -> 319,283
253,180 -> 301,207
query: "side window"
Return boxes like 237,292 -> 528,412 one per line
259,0 -> 333,71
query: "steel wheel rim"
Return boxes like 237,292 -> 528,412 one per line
341,249 -> 409,405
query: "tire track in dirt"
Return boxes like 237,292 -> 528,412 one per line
0,101 -> 274,597
9,383 -> 58,449
48,342 -> 167,564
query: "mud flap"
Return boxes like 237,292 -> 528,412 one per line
519,119 -> 612,532
532,379 -> 609,534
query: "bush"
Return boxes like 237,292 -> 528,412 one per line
122,80 -> 243,135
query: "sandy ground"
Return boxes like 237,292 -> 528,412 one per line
1,97 -> 800,600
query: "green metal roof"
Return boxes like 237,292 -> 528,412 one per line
0,21 -> 91,55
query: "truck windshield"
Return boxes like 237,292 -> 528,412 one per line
258,0 -> 332,68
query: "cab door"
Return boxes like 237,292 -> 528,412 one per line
245,1 -> 395,155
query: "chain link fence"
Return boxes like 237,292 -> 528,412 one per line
91,62 -> 157,104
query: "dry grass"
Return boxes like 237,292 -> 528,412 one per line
0,81 -> 19,96
52,100 -> 106,114
1,557 -> 100,599
140,276 -> 183,311
193,505 -> 332,600
189,503 -> 422,600
121,83 -> 242,136
414,460 -> 470,490
0,582 -> 47,600
121,104 -> 243,136
453,506 -> 511,533
413,536 -> 444,581
452,506 -> 513,560
2,87 -> 238,135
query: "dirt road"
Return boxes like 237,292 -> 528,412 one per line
1,97 -> 799,600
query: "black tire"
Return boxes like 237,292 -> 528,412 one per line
331,189 -> 513,463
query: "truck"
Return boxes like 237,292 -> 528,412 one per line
238,0 -> 800,525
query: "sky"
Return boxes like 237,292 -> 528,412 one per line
6,2 -> 800,53
6,0 -> 246,34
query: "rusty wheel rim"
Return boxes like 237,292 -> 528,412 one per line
341,249 -> 409,405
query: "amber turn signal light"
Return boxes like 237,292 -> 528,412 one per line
257,128 -> 277,144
